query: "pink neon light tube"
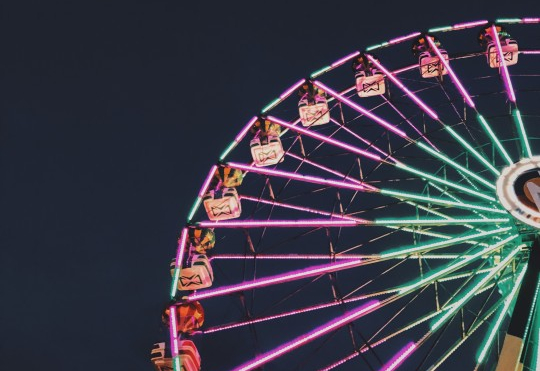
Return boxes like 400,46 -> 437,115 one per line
198,219 -> 359,228
426,37 -> 475,108
198,164 -> 218,197
169,305 -> 179,357
389,32 -> 421,45
227,162 -> 366,192
313,81 -> 408,138
280,79 -> 306,99
453,20 -> 488,29
187,259 -> 364,302
174,228 -> 189,269
232,300 -> 380,371
331,51 -> 361,67
365,55 -> 439,120
492,24 -> 516,102
267,115 -> 380,161
380,341 -> 416,371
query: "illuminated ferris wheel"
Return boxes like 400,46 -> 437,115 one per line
152,18 -> 540,371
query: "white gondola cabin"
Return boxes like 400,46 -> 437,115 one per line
203,187 -> 241,221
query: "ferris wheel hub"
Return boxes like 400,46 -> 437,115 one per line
497,156 -> 540,228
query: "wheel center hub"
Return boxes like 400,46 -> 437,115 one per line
497,156 -> 540,228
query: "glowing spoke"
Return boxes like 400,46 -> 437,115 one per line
267,115 -> 381,161
226,162 -> 366,191
415,142 -> 496,189
514,109 -> 533,157
492,24 -> 516,102
476,114 -> 514,165
397,235 -> 518,294
374,217 -> 509,226
197,219 -> 360,228
396,162 -> 496,200
477,264 -> 528,364
329,117 -> 398,161
313,81 -> 409,138
231,301 -> 380,371
380,342 -> 417,371
187,259 -> 365,302
426,36 -> 475,108
380,188 -> 505,213
381,228 -> 512,260
365,54 -> 439,120
240,194 -> 369,223
431,243 -> 522,331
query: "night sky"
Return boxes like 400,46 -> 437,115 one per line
1,1 -> 537,371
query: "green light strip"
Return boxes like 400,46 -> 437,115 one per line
387,225 -> 450,239
399,234 -> 518,295
261,97 -> 281,113
477,115 -> 514,165
477,263 -> 528,363
428,25 -> 453,32
444,126 -> 500,175
187,197 -> 202,222
431,243 -> 522,331
170,268 -> 180,298
417,142 -> 496,190
219,141 -> 237,161
514,109 -> 533,158
310,65 -> 332,78
365,42 -> 388,51
381,228 -> 512,260
496,18 -> 523,23
397,163 -> 496,201
522,274 -> 540,350
375,218 -> 509,226
380,188 -> 506,214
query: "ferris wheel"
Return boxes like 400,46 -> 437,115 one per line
152,18 -> 540,371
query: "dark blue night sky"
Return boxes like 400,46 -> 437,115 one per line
1,1 -> 536,370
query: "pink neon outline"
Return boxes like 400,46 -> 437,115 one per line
453,20 -> 488,29
203,291 -> 374,335
389,32 -> 421,45
523,18 -> 540,23
380,342 -> 416,371
522,50 -> 540,54
198,165 -> 218,197
174,228 -> 189,269
169,305 -> 179,358
365,55 -> 439,120
198,219 -> 359,228
426,36 -> 475,108
232,301 -> 380,371
267,115 -> 381,161
280,79 -> 306,99
235,116 -> 259,142
212,254 -> 367,260
227,161 -> 366,192
188,259 -> 364,301
331,51 -> 361,67
313,81 -> 409,138
240,194 -> 369,223
492,24 -> 516,102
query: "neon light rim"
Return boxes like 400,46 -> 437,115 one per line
166,18 -> 540,371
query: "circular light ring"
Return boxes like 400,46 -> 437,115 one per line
496,156 -> 540,228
